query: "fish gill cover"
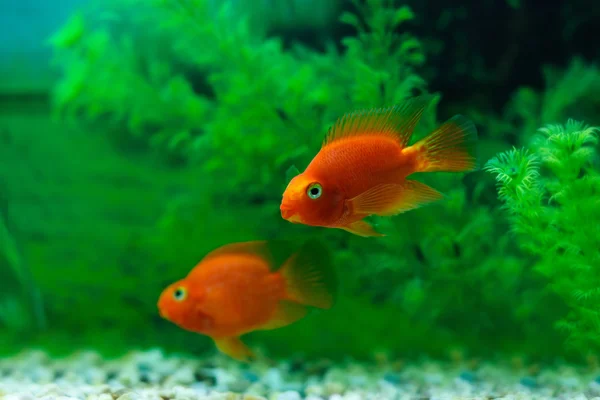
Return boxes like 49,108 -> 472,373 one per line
0,0 -> 598,365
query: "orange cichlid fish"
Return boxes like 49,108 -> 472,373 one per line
280,95 -> 478,237
157,239 -> 336,361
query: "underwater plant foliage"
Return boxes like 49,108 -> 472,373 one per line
0,0 -> 596,363
486,120 -> 600,353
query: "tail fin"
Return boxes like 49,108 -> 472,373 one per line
279,239 -> 337,309
411,115 -> 478,173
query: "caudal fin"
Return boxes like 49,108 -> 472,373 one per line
279,239 -> 337,309
410,115 -> 478,173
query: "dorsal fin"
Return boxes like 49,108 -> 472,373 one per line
199,240 -> 297,272
323,95 -> 434,148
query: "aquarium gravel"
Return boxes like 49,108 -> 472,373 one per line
1,349 -> 600,400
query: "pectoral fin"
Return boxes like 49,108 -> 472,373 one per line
213,336 -> 255,362
347,181 -> 443,217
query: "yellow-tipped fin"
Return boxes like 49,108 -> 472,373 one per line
280,240 -> 337,309
341,220 -> 385,237
347,181 -> 444,217
213,336 -> 255,362
323,95 -> 434,147
409,114 -> 478,173
260,300 -> 308,330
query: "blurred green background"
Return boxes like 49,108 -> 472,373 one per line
1,0 -> 599,364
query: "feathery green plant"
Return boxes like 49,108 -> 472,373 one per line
486,120 -> 600,352
49,0 -> 429,201
502,58 -> 600,143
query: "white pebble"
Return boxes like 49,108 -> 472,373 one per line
163,367 -> 196,386
272,391 -> 301,400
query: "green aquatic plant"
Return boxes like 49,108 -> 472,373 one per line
335,177 -> 561,357
0,212 -> 45,333
339,0 -> 426,108
485,120 -> 600,352
503,58 -> 600,143
49,0 -> 429,201
38,0 -> 574,361
48,11 -> 212,163
467,57 -> 600,152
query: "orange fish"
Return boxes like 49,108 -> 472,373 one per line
157,239 -> 336,361
280,95 -> 478,237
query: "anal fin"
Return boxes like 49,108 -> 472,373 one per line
260,300 -> 307,330
213,336 -> 255,362
340,220 -> 385,237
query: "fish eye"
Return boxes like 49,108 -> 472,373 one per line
173,287 -> 187,301
307,183 -> 322,199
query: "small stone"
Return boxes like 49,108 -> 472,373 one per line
171,385 -> 200,398
84,367 -> 108,385
519,376 -> 538,388
273,391 -> 301,400
211,393 -> 242,400
163,366 -> 195,386
116,392 -> 137,400
244,382 -> 268,396
229,379 -> 252,393
111,388 -> 132,398
304,385 -> 323,396
242,395 -> 267,400
242,371 -> 260,383
5,395 -> 35,400
559,376 -> 580,389
323,382 -> 344,396
423,372 -> 443,385
194,368 -> 217,386
383,372 -> 401,385
458,371 -> 477,382
589,381 -> 600,395
263,368 -> 284,391
213,369 -> 237,390
305,360 -> 331,377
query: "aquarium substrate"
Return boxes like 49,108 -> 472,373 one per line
1,349 -> 600,399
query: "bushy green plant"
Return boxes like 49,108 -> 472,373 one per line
49,0 -> 429,202
39,0 -> 585,361
472,58 -> 600,146
486,120 -> 600,352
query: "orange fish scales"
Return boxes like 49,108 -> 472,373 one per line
280,95 -> 478,236
311,135 -> 417,195
157,239 -> 337,361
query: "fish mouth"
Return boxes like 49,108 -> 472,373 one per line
157,295 -> 171,320
158,307 -> 170,320
280,204 -> 301,223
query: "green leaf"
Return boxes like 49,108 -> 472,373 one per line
393,6 -> 415,26
339,12 -> 361,29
